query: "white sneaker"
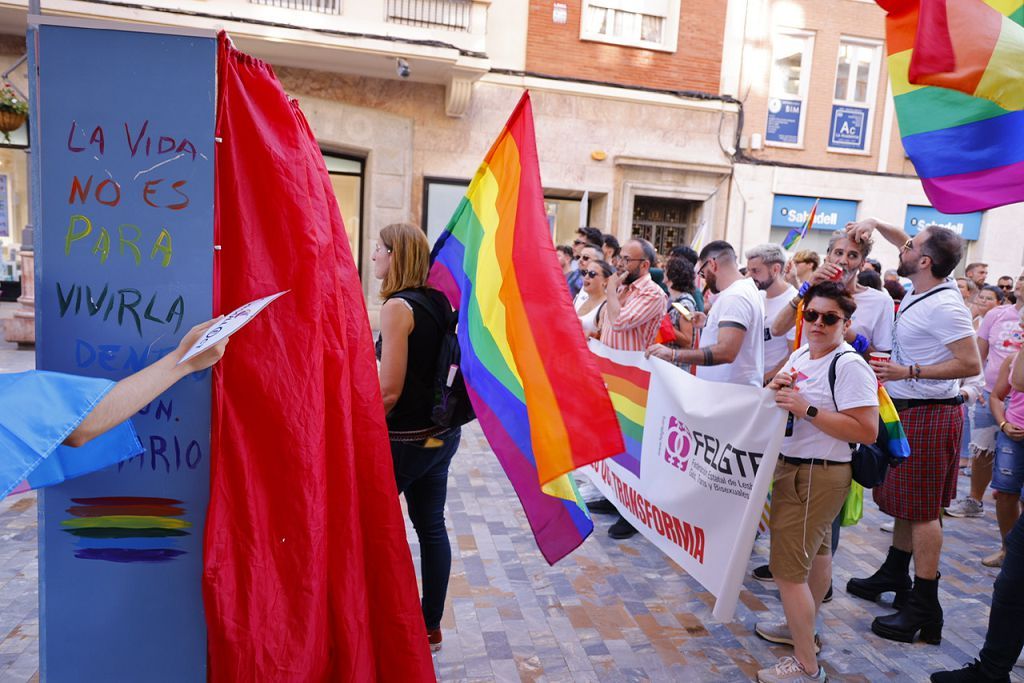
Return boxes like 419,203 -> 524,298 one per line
754,621 -> 821,653
757,656 -> 827,682
944,498 -> 984,518
880,521 -> 894,532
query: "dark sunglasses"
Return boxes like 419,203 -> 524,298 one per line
802,309 -> 845,326
581,269 -> 601,279
1000,285 -> 1013,290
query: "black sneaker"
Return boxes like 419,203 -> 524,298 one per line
586,499 -> 618,515
609,516 -> 638,539
752,564 -> 774,582
822,583 -> 833,603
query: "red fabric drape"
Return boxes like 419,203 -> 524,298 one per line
204,33 -> 434,682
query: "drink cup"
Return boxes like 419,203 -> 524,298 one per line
830,268 -> 844,281
869,352 -> 890,364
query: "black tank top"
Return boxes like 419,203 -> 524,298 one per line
375,288 -> 447,432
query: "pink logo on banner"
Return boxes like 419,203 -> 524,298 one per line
664,416 -> 693,472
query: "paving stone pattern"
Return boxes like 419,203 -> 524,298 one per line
1,329 -> 1021,681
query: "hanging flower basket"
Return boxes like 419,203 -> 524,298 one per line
0,109 -> 25,133
0,84 -> 28,143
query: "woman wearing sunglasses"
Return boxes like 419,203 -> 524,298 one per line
576,260 -> 615,339
755,281 -> 879,683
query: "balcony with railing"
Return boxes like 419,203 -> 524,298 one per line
10,0 -> 492,114
16,0 -> 490,61
384,0 -> 472,31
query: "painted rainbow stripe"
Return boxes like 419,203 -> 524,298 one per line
62,496 -> 189,563
593,353 -> 650,478
428,92 -> 625,565
879,0 -> 1024,212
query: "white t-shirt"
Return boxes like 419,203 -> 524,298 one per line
781,343 -> 879,462
763,285 -> 798,373
887,282 -> 976,399
852,287 -> 895,352
698,278 -> 765,387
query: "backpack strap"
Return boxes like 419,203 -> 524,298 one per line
390,289 -> 447,332
827,350 -> 859,449
826,350 -> 858,411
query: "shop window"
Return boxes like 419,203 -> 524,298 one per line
827,38 -> 882,153
580,0 -> 680,52
322,152 -> 364,271
765,30 -> 814,148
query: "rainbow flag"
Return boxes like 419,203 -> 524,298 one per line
878,0 -> 1024,212
592,350 -> 650,478
428,92 -> 625,565
780,199 -> 817,250
878,385 -> 911,460
907,0 -> 1023,111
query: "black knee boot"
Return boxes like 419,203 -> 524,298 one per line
872,574 -> 943,644
847,546 -> 912,604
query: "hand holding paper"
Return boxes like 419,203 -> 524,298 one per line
177,290 -> 288,366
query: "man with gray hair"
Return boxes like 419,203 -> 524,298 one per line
747,243 -> 798,385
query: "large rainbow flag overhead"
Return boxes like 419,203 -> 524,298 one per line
878,0 -> 1024,213
907,0 -> 1023,111
428,92 -> 625,564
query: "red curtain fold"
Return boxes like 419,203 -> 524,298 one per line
204,32 -> 435,682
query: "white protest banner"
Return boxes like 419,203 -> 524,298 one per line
177,290 -> 289,365
583,342 -> 786,621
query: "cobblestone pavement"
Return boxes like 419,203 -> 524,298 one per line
1,330 -> 1021,681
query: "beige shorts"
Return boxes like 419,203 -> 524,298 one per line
769,459 -> 852,583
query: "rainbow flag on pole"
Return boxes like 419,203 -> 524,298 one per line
428,92 -> 626,564
780,199 -> 818,250
878,0 -> 1024,212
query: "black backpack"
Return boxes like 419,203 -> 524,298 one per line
826,351 -> 904,488
391,290 -> 475,430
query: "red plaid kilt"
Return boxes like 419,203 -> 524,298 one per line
873,404 -> 962,521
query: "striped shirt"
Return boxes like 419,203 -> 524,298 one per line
600,274 -> 667,351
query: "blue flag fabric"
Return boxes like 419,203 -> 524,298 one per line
0,370 -> 143,499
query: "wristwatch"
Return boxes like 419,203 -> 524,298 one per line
805,405 -> 819,420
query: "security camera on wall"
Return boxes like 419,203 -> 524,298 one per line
396,58 -> 410,79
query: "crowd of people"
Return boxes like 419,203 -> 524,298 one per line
374,217 -> 1024,682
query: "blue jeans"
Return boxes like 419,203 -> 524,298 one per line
391,428 -> 461,630
992,432 -> 1024,495
977,512 -> 1024,678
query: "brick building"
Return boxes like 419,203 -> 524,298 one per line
720,0 -> 1023,277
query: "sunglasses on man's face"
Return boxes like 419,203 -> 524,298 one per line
802,309 -> 845,326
